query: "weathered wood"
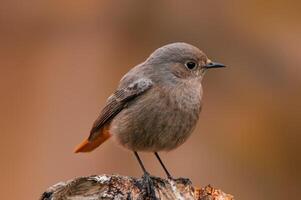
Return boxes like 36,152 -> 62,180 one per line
40,174 -> 234,200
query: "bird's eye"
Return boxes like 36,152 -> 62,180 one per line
185,61 -> 197,70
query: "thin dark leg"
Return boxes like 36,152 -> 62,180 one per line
133,151 -> 157,199
134,151 -> 148,173
154,152 -> 172,179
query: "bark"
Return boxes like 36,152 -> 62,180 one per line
40,174 -> 234,200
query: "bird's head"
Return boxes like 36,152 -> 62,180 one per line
146,42 -> 225,80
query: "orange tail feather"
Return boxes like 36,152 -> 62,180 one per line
74,130 -> 111,153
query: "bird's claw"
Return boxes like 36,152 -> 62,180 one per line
142,173 -> 158,200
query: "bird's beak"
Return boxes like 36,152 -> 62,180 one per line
204,61 -> 226,69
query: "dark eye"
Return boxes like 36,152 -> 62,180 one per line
185,61 -> 197,70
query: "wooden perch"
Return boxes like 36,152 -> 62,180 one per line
40,174 -> 234,200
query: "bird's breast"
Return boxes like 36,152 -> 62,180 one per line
111,80 -> 203,152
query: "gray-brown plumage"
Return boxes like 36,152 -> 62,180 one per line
75,42 -> 225,198
75,42 -> 225,153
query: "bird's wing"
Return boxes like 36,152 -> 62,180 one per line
88,78 -> 153,141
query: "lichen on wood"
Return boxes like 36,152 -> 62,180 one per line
40,174 -> 234,200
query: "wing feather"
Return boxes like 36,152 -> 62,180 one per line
88,78 -> 153,141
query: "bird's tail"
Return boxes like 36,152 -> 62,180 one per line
74,129 -> 111,153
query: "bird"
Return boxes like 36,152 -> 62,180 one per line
74,42 -> 225,199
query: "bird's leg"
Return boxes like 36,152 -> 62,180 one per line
133,151 -> 157,200
154,152 -> 173,179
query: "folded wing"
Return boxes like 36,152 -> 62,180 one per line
74,78 -> 153,153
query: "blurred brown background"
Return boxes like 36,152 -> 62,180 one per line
0,1 -> 300,199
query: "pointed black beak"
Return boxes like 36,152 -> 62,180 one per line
204,62 -> 226,69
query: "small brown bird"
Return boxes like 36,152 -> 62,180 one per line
75,42 -> 225,198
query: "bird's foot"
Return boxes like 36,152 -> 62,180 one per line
168,176 -> 191,185
167,175 -> 174,180
142,172 -> 158,200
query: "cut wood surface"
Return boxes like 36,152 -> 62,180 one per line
40,174 -> 234,200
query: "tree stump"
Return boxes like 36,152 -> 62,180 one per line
40,174 -> 234,200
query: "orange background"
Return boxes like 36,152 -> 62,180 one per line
0,1 -> 300,199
